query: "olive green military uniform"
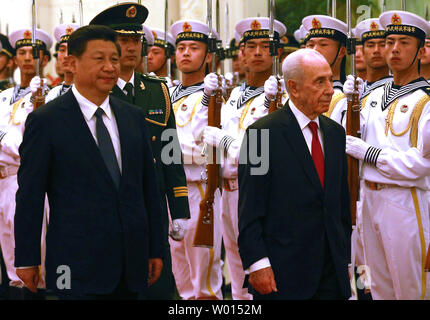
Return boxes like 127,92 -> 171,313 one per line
111,72 -> 190,299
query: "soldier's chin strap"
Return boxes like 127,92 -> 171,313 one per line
408,40 -> 424,76
182,52 -> 209,75
330,42 -> 342,68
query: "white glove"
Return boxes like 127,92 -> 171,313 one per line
225,72 -> 234,86
346,135 -> 381,166
173,79 -> 180,86
203,126 -> 231,148
264,75 -> 278,100
343,75 -> 364,99
169,218 -> 188,241
30,76 -> 49,94
204,73 -> 219,95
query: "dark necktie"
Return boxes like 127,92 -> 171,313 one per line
123,82 -> 134,104
308,121 -> 324,187
94,108 -> 121,189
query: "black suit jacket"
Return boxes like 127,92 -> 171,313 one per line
238,102 -> 352,300
14,90 -> 164,295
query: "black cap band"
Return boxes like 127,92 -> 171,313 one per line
385,24 -> 426,41
305,28 -> 347,45
175,32 -> 208,44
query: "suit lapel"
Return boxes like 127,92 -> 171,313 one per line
281,104 -> 323,192
59,90 -> 116,189
134,73 -> 149,112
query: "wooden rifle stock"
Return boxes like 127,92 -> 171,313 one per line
193,76 -> 222,248
268,77 -> 282,114
33,78 -> 45,110
346,77 -> 360,226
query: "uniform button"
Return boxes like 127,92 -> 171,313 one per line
154,158 -> 156,164
152,136 -> 156,141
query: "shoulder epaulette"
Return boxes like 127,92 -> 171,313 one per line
141,73 -> 167,83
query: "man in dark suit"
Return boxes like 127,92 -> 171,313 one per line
14,25 -> 164,300
238,48 -> 352,300
89,3 -> 191,300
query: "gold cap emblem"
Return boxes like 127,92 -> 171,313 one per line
391,13 -> 402,25
65,26 -> 75,35
23,30 -> 32,39
370,21 -> 379,31
312,18 -> 321,29
182,22 -> 192,32
152,30 -> 157,39
251,20 -> 261,31
126,5 -> 137,18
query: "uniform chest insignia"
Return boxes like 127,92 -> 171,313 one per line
149,109 -> 163,115
250,107 -> 256,115
181,104 -> 188,111
370,101 -> 377,108
140,81 -> 146,90
400,105 -> 408,113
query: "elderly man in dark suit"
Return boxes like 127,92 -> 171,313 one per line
14,25 -> 164,300
238,48 -> 352,300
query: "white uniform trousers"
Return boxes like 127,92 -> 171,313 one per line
169,181 -> 223,300
0,173 -> 47,288
221,186 -> 252,300
361,183 -> 430,300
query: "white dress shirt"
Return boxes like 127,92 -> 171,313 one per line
117,73 -> 135,96
72,86 -> 122,172
247,99 -> 325,274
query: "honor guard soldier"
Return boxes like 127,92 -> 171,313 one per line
147,27 -> 176,85
135,23 -> 154,75
45,23 -> 79,102
303,14 -> 348,124
168,19 -> 223,300
201,17 -> 286,300
354,28 -> 367,81
0,34 -> 15,92
0,28 -> 51,108
0,27 -> 53,300
89,3 -> 191,300
294,24 -> 308,49
346,11 -> 430,300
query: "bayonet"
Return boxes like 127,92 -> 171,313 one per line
164,0 -> 171,78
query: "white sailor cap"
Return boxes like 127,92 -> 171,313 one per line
9,28 -> 53,50
234,30 -> 241,44
380,11 -> 430,43
170,19 -> 210,44
302,15 -> 347,44
150,27 -> 175,48
354,18 -> 385,43
142,24 -> 154,45
54,23 -> 80,44
235,17 -> 286,44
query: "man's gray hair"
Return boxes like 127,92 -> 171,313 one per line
282,49 -> 327,93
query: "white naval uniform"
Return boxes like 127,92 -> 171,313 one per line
219,84 -> 288,300
0,93 -> 47,289
358,78 -> 430,300
168,83 -> 223,300
324,81 -> 346,125
45,83 -> 72,103
338,76 -> 394,298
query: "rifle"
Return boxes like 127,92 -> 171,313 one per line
31,0 -> 44,110
345,0 -> 360,227
164,0 -> 172,79
268,0 -> 282,114
193,0 -> 222,248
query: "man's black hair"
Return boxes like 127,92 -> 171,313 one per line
68,25 -> 121,57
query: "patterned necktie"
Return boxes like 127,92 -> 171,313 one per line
123,82 -> 134,104
94,108 -> 121,189
308,121 -> 324,187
